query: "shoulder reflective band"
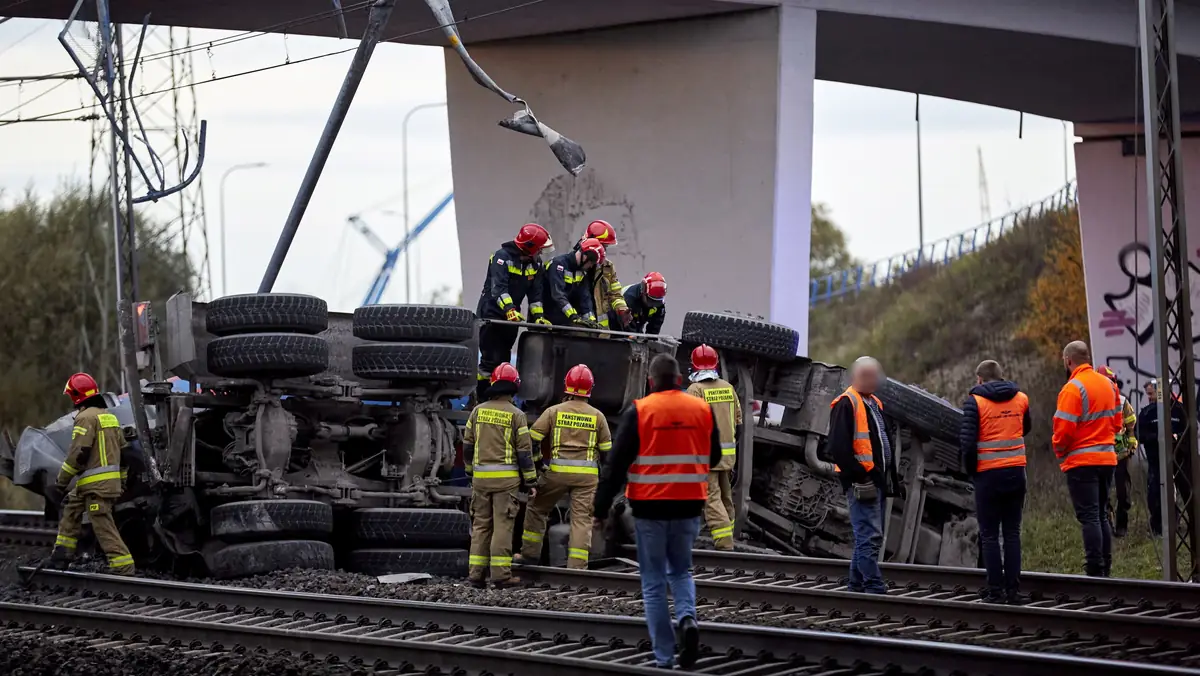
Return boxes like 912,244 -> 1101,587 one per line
477,408 -> 515,426
555,411 -> 597,430
72,425 -> 88,439
703,387 -> 736,404
97,413 -> 120,428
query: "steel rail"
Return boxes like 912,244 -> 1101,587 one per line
664,546 -> 1200,611
8,569 -> 1196,676
514,562 -> 1200,658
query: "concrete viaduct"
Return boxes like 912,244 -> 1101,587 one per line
10,0 -> 1200,380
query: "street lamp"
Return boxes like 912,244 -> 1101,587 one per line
219,162 -> 269,297
402,101 -> 447,304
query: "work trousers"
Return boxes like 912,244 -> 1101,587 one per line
703,471 -> 734,550
1145,444 -> 1163,537
846,486 -> 887,594
477,322 -> 520,399
973,467 -> 1025,600
469,484 -> 520,582
520,472 -> 597,568
634,516 -> 701,668
1113,457 -> 1132,534
55,493 -> 134,574
1065,465 -> 1114,577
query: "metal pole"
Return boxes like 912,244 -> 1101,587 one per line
401,101 -> 446,304
1062,121 -> 1070,184
219,162 -> 268,296
258,0 -> 396,293
1139,0 -> 1199,582
916,94 -> 925,265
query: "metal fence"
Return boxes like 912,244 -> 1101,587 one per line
809,181 -> 1078,306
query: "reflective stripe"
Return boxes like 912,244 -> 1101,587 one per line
517,426 -> 530,436
550,458 -> 597,467
563,304 -> 578,317
530,429 -> 546,442
634,454 -> 709,466
852,432 -> 870,440
550,458 -> 599,474
530,302 -> 544,312
598,441 -> 612,451
1080,407 -> 1120,422
1057,444 -> 1116,464
491,556 -> 513,567
522,531 -> 543,543
628,473 -> 708,484
977,437 -> 1025,449
97,413 -> 119,428
60,462 -> 79,477
55,534 -> 77,549
468,555 -> 490,566
711,526 -> 733,540
522,470 -> 538,481
76,465 -> 121,487
473,462 -> 519,478
568,548 -> 589,561
108,554 -> 134,568
979,449 -> 1025,460
720,447 -> 737,456
598,316 -> 610,327
72,425 -> 88,438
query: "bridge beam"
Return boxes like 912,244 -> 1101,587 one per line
446,7 -> 816,350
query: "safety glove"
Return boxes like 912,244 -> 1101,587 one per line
533,317 -> 552,326
505,308 -> 525,322
616,307 -> 633,329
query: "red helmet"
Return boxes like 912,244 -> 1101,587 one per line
642,272 -> 667,301
490,362 -> 521,386
1097,365 -> 1117,382
691,344 -> 719,372
564,364 -> 595,397
578,237 -> 606,266
583,220 -> 618,247
514,223 -> 553,256
64,372 -> 100,405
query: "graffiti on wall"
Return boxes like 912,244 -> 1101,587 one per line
528,168 -> 648,276
1094,241 -> 1200,405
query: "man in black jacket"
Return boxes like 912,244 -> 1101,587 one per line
959,359 -> 1031,603
1137,379 -> 1181,538
828,356 -> 900,594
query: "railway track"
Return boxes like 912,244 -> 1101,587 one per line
515,560 -> 1200,666
4,568 -> 1194,676
672,546 -> 1200,613
0,509 -> 55,547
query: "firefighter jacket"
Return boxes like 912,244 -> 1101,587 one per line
542,252 -> 596,325
56,406 -> 125,499
622,282 -> 665,335
529,398 -> 613,477
463,396 -> 536,488
686,378 -> 741,471
589,260 -> 628,328
1115,395 -> 1138,460
1052,364 -> 1122,472
827,387 -> 901,495
476,241 -> 546,321
959,380 -> 1031,475
594,389 -> 722,521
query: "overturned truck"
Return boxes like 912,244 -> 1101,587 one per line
3,297 -> 978,577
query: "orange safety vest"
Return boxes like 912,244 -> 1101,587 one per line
973,392 -> 1029,472
1052,364 -> 1121,472
831,387 -> 880,473
626,390 -> 713,502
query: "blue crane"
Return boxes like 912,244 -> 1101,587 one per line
348,192 -> 454,306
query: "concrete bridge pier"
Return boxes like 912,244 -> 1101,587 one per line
445,7 -> 816,349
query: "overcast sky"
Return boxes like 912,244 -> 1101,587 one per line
0,18 -> 1075,310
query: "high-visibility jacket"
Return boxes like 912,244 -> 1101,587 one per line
626,390 -> 713,502
831,387 -> 881,473
463,397 -> 536,486
1052,364 -> 1122,472
57,406 -> 125,498
529,398 -> 613,476
973,392 -> 1029,472
686,378 -> 742,471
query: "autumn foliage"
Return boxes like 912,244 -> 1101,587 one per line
1018,207 -> 1090,363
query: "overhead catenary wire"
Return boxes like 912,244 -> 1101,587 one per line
0,0 -> 552,128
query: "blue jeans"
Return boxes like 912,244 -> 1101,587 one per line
973,467 -> 1026,598
634,516 -> 701,667
846,487 -> 887,593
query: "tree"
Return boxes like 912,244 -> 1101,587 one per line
0,186 -> 195,436
1018,207 -> 1090,362
810,203 -> 858,279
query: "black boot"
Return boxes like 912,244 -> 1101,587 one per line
677,616 -> 700,669
45,546 -> 73,571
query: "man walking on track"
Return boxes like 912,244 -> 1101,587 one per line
594,355 -> 723,670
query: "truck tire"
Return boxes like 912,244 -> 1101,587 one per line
206,539 -> 335,579
345,548 -> 468,577
208,333 -> 329,378
211,499 -> 334,543
351,343 -> 474,381
681,311 -> 798,361
876,377 -> 962,443
206,293 -> 328,336
352,508 -> 470,548
352,305 -> 475,342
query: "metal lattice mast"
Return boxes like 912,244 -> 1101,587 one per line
1139,0 -> 1200,582
977,146 -> 991,224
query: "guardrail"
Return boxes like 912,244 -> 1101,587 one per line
810,182 -> 1078,306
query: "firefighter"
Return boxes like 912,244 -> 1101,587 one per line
463,363 -> 537,588
1097,366 -> 1138,538
622,272 -> 667,335
574,220 -> 631,330
476,223 -> 554,400
48,373 -> 135,575
686,345 -> 742,550
543,237 -> 605,328
516,364 -> 612,568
